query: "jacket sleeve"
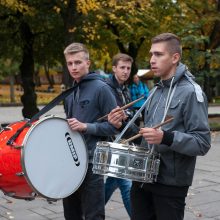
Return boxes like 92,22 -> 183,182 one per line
84,84 -> 119,136
169,91 -> 211,156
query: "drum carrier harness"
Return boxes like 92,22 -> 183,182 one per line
6,86 -> 76,146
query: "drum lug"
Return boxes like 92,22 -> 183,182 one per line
5,192 -> 16,197
0,126 -> 12,134
16,172 -> 24,176
47,198 -> 57,204
23,192 -> 37,201
2,127 -> 12,131
25,198 -> 35,201
30,192 -> 37,197
13,145 -> 23,149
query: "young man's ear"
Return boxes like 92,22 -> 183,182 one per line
87,59 -> 91,67
172,53 -> 180,65
112,66 -> 116,73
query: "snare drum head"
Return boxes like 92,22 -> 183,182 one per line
21,116 -> 88,199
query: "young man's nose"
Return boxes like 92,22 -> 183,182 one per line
70,63 -> 77,69
150,56 -> 156,64
124,68 -> 130,74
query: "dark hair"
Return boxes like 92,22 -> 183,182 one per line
151,33 -> 182,57
112,53 -> 133,66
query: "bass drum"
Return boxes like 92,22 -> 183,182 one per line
0,116 -> 88,200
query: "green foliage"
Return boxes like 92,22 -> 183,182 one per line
0,58 -> 19,80
0,0 -> 220,101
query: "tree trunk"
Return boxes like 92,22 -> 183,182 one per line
9,75 -> 15,103
19,21 -> 39,119
61,0 -> 78,87
44,63 -> 54,89
216,74 -> 220,96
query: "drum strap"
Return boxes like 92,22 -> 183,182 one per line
114,86 -> 158,143
7,86 -> 77,146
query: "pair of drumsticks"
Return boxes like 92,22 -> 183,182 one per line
97,96 -> 174,143
97,96 -> 145,121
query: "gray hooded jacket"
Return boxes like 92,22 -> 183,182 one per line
64,72 -> 118,162
144,63 -> 211,186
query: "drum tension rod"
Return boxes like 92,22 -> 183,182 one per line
7,122 -> 32,146
2,127 -> 11,131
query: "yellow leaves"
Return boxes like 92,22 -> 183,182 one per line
82,25 -> 100,41
77,0 -> 99,14
210,55 -> 220,69
89,47 -> 112,70
96,14 -> 103,21
109,13 -> 117,21
165,16 -> 172,21
1,0 -> 33,14
210,62 -> 220,69
4,58 -> 12,67
68,27 -> 76,33
53,6 -> 61,14
108,0 -> 117,8
114,5 -> 123,10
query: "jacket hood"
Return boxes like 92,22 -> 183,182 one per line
158,63 -> 194,87
70,72 -> 105,102
105,74 -> 121,89
74,72 -> 104,85
174,62 -> 195,83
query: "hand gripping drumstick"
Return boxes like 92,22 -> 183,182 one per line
97,96 -> 144,121
120,116 -> 174,144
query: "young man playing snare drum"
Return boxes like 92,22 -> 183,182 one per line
62,43 -> 123,220
108,33 -> 211,220
104,53 -> 136,217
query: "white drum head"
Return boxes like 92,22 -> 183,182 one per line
21,116 -> 88,199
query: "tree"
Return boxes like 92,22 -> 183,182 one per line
0,58 -> 19,103
1,0 -> 220,107
74,0 -> 182,79
178,0 -> 220,100
0,0 -> 65,117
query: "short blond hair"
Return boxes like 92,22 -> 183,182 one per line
63,42 -> 89,60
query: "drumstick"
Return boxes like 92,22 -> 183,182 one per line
97,96 -> 144,121
120,116 -> 174,144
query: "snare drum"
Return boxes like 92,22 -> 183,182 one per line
92,141 -> 160,183
0,116 -> 88,200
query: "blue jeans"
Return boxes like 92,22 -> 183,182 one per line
105,176 -> 131,217
63,164 -> 105,220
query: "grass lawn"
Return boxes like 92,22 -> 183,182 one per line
0,84 -> 62,105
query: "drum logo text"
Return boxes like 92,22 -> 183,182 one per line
65,132 -> 80,166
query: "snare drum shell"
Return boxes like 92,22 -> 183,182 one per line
93,141 -> 160,183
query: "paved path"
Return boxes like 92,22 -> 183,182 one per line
0,106 -> 220,219
208,105 -> 220,115
0,104 -> 219,125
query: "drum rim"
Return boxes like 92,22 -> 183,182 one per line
97,141 -> 151,153
20,115 -> 88,199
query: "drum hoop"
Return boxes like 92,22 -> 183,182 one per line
20,115 -> 88,199
98,141 -> 151,154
